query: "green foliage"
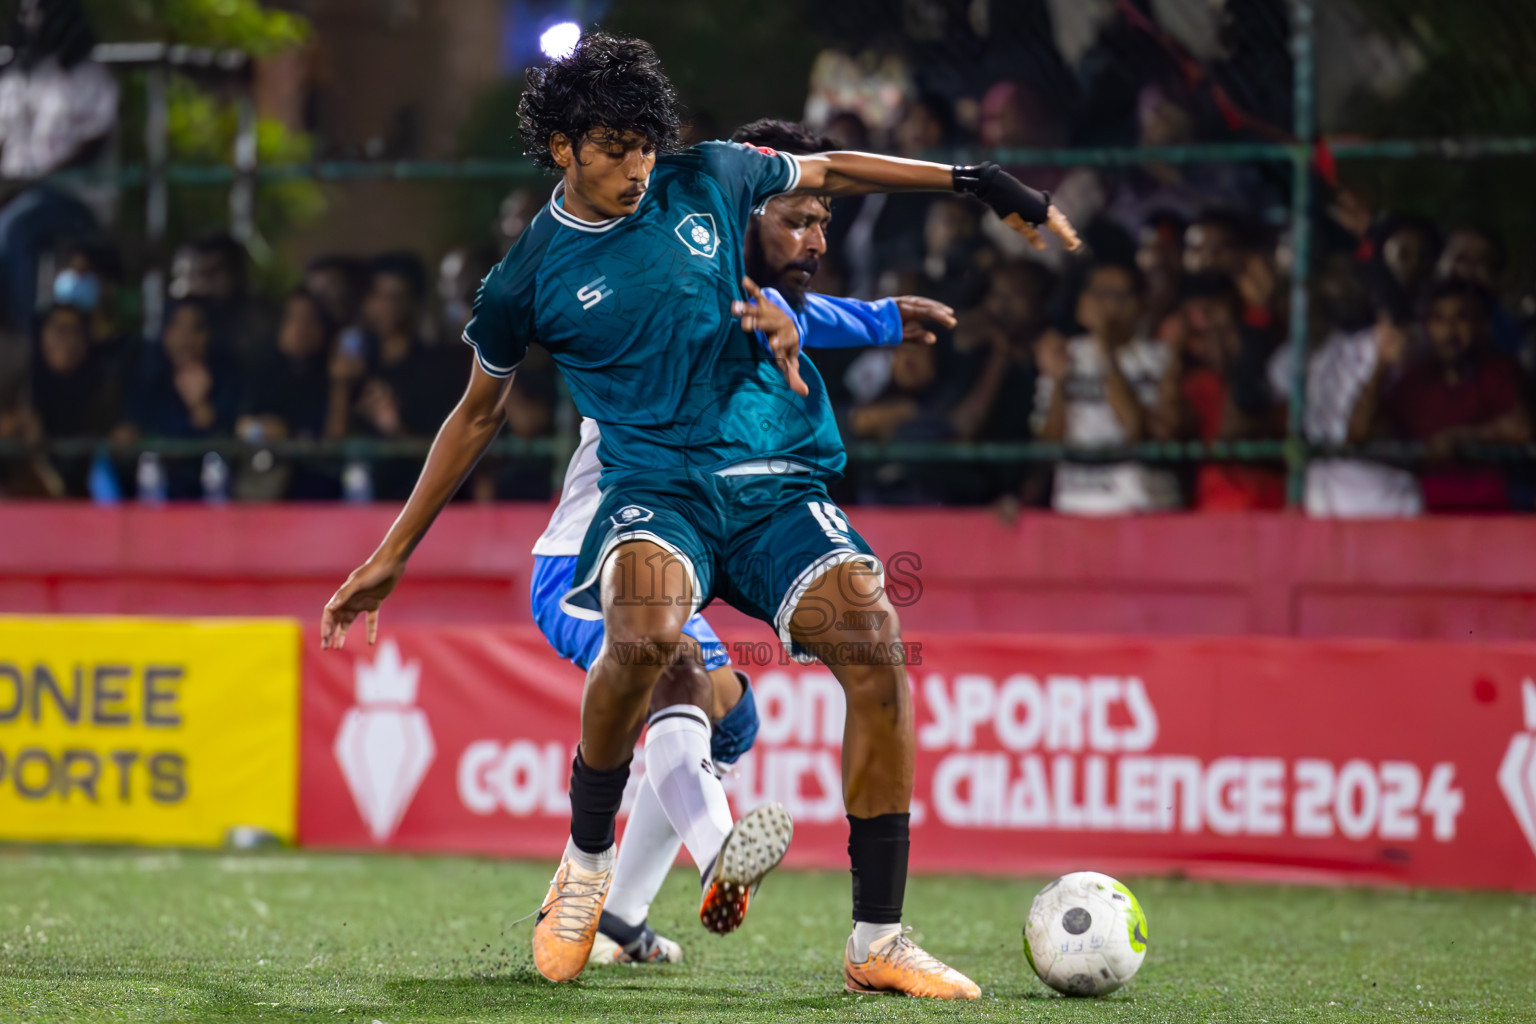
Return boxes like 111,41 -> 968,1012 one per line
164,79 -> 323,288
81,0 -> 318,286
1339,0 -> 1536,286
83,0 -> 307,54
1343,0 -> 1536,137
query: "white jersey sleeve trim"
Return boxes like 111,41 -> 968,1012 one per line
460,329 -> 518,378
774,151 -> 802,197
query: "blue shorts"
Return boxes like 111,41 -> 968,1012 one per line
531,554 -> 730,673
531,553 -> 756,764
562,467 -> 880,659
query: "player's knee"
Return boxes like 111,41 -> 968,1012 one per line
649,650 -> 711,713
604,605 -> 688,675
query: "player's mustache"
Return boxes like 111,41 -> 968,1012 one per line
786,256 -> 819,277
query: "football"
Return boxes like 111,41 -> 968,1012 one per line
1023,871 -> 1148,996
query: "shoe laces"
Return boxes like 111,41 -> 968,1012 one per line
540,864 -> 608,942
876,929 -> 948,975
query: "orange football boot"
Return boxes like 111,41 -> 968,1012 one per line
843,929 -> 982,999
531,850 -> 612,982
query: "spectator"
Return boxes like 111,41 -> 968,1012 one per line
1267,308 -> 1423,517
1137,210 -> 1186,338
1349,279 -> 1532,512
954,260 -> 1056,444
235,289 -> 340,500
436,243 -> 499,344
1158,274 -> 1286,510
822,109 -> 872,151
952,260 -> 1058,506
350,253 -> 463,498
1366,214 -> 1439,313
1208,0 -> 1294,136
475,351 -> 557,502
1435,225 -> 1504,290
303,254 -> 367,333
1072,0 -> 1183,147
850,339 -> 944,445
130,299 -> 236,437
0,355 -> 55,496
495,188 -> 543,249
849,336 -> 977,505
908,197 -> 993,309
1033,261 -> 1178,515
846,96 -> 953,296
28,302 -> 117,493
1435,223 -> 1521,355
0,0 -> 117,331
126,299 -> 238,498
175,232 -> 277,364
238,289 -> 336,444
1184,207 -> 1253,279
979,80 -> 1063,150
51,238 -> 129,368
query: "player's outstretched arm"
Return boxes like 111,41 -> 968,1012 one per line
793,293 -> 955,349
320,364 -> 511,649
791,152 -> 1081,252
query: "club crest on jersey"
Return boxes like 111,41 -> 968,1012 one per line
674,213 -> 719,258
611,504 -> 655,527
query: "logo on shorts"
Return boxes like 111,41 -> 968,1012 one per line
611,504 -> 655,527
674,213 -> 719,258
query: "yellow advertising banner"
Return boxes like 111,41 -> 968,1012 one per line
0,617 -> 299,845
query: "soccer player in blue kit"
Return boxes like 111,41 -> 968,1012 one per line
320,34 -> 1079,997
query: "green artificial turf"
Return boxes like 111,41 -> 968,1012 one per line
1,846 -> 1532,1022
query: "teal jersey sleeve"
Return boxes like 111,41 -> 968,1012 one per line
695,140 -> 801,213
461,222 -> 552,377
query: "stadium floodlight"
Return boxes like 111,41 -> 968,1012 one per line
540,22 -> 581,60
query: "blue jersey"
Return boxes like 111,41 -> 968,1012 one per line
465,141 -> 860,480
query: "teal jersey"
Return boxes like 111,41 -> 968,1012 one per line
463,141 -> 848,480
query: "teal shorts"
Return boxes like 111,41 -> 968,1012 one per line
560,465 -> 882,657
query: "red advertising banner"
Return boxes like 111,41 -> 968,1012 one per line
300,627 -> 1536,891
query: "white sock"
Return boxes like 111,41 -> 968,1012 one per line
564,836 -> 614,875
643,705 -> 734,875
850,922 -> 902,961
604,760 -> 684,928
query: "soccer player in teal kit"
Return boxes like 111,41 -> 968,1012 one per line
321,33 -> 1079,996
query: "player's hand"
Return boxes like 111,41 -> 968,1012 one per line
1006,206 -> 1082,253
734,276 -> 808,397
954,162 -> 1082,252
892,296 -> 956,344
321,556 -> 405,650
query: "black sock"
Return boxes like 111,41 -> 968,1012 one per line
848,812 -> 909,924
569,751 -> 631,855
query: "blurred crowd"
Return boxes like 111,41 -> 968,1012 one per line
0,0 -> 1533,514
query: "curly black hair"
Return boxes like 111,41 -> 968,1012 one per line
730,118 -> 837,156
517,33 -> 683,171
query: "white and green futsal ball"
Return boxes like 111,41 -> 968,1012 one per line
1024,871 -> 1148,996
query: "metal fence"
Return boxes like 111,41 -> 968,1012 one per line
9,1 -> 1536,505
